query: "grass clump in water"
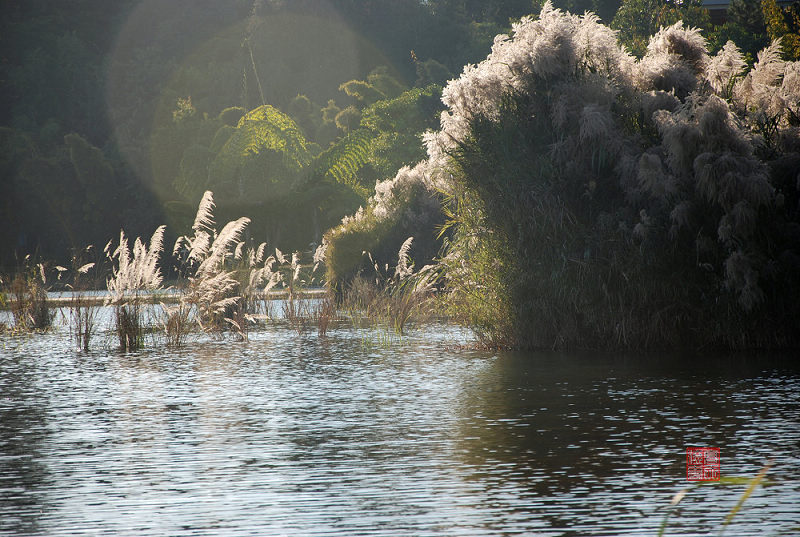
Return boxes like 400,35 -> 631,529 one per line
66,246 -> 100,351
4,258 -> 52,332
338,237 -> 438,336
105,226 -> 166,351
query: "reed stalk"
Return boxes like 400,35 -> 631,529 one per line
66,250 -> 98,351
7,261 -> 52,331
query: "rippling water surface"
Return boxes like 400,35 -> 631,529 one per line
1,311 -> 799,536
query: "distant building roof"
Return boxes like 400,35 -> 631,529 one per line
702,0 -> 794,7
701,0 -> 729,7
701,0 -> 795,25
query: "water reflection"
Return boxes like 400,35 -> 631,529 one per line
0,320 -> 798,536
0,350 -> 53,535
454,351 -> 800,535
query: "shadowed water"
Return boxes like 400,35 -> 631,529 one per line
1,311 -> 798,536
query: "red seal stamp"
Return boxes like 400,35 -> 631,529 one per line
686,447 -> 720,481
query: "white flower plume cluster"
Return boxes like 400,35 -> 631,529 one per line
105,226 -> 166,305
337,1 -> 799,312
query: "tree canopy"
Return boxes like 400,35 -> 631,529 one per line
3,0 -> 799,269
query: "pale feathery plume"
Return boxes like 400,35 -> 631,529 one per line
173,236 -> 188,257
639,90 -> 681,121
207,217 -> 250,266
291,251 -> 301,281
224,316 -> 244,334
247,266 -> 268,290
646,21 -> 709,73
751,40 -> 785,88
312,239 -> 328,272
263,270 -> 281,294
112,231 -> 130,288
188,231 -> 211,263
395,237 -> 415,279
255,242 -> 267,265
579,103 -> 615,144
263,254 -> 276,272
211,296 -> 240,315
705,41 -> 746,95
191,269 -> 240,313
671,489 -> 688,506
636,152 -> 677,201
192,190 -> 216,234
782,61 -> 800,123
105,226 -> 165,305
247,246 -> 256,268
575,12 -> 634,82
733,41 -> 788,125
637,49 -> 698,96
144,225 -> 166,289
694,151 -> 773,212
313,240 -> 328,264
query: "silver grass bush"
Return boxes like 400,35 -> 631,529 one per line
324,161 -> 445,290
173,190 -> 275,339
105,226 -> 166,350
336,1 -> 800,349
173,190 -> 245,333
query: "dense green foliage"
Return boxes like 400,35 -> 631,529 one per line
0,0 -> 515,268
321,85 -> 445,285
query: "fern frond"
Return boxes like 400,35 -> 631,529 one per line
311,129 -> 373,197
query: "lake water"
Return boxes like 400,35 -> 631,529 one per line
1,307 -> 799,536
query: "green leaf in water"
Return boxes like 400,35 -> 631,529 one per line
718,461 -> 772,535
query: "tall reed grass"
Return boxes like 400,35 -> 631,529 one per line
2,192 -> 436,350
66,247 -> 99,351
5,258 -> 52,331
338,237 -> 437,335
160,301 -> 192,347
105,226 -> 165,350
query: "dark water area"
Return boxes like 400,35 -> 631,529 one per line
1,313 -> 798,536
